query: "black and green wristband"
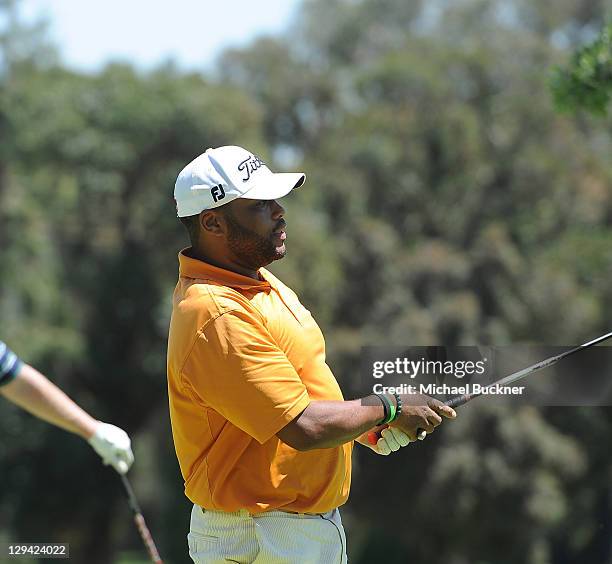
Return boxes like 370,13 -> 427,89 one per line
374,393 -> 400,425
374,394 -> 390,425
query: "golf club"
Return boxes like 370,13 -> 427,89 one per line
368,330 -> 612,444
119,473 -> 163,564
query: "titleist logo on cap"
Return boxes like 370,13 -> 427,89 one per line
174,145 -> 305,217
238,155 -> 266,183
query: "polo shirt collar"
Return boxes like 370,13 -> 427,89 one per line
178,249 -> 271,290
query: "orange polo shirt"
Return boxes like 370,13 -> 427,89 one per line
167,249 -> 352,514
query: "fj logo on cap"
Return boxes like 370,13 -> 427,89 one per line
238,155 -> 265,182
211,184 -> 226,203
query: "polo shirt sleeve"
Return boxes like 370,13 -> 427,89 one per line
0,341 -> 23,387
181,308 -> 311,444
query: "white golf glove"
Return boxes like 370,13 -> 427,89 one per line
88,422 -> 134,474
370,426 -> 412,455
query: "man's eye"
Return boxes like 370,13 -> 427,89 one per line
255,200 -> 267,208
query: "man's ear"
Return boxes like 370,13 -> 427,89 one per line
200,210 -> 225,236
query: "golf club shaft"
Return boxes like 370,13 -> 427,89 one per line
368,330 -> 612,444
442,329 -> 612,410
120,474 -> 164,564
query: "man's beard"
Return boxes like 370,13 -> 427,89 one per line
224,211 -> 286,269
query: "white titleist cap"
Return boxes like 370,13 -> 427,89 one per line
174,145 -> 306,217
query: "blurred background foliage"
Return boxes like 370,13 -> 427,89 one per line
1,0 -> 611,562
552,21 -> 612,115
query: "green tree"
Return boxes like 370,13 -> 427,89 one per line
551,22 -> 612,115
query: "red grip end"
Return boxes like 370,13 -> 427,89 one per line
367,424 -> 389,445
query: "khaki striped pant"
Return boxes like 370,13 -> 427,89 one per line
188,504 -> 348,563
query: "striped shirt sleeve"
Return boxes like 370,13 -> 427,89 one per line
0,341 -> 22,387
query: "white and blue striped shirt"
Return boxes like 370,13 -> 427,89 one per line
0,341 -> 22,386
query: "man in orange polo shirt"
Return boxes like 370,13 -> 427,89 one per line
167,146 -> 457,563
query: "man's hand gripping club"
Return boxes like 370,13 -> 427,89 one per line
367,393 -> 457,446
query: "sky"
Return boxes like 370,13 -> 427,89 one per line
19,0 -> 302,72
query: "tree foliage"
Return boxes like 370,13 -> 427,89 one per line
551,22 -> 612,115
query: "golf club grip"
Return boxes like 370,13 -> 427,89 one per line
134,513 -> 163,564
445,394 -> 473,408
367,424 -> 389,445
416,396 -> 471,440
368,395 -> 472,444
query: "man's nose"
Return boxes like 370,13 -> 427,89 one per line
271,200 -> 285,219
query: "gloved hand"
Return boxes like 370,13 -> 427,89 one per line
88,422 -> 134,474
358,426 -> 412,455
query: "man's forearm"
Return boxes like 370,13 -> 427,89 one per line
1,364 -> 98,439
277,397 -> 385,450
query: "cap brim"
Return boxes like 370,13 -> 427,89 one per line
240,172 -> 305,201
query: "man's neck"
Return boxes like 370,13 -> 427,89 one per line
187,247 -> 261,280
